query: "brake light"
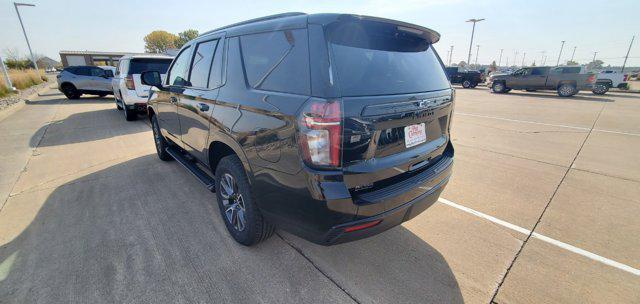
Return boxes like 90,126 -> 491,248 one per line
125,75 -> 135,90
587,74 -> 596,83
344,219 -> 382,232
298,99 -> 342,168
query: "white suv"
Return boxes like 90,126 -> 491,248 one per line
112,55 -> 173,121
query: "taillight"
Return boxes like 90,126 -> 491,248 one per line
125,75 -> 135,90
623,75 -> 628,81
587,74 -> 596,83
298,99 -> 342,168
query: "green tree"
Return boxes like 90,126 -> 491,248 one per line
586,60 -> 604,71
566,60 -> 579,66
488,60 -> 497,72
175,29 -> 199,48
457,61 -> 467,68
144,31 -> 178,53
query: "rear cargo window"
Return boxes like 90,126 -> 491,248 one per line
325,20 -> 450,96
128,58 -> 172,75
240,29 -> 310,95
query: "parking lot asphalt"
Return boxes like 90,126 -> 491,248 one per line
0,85 -> 638,303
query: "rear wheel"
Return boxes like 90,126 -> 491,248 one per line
470,82 -> 478,88
557,83 -> 577,97
61,84 -> 81,99
462,80 -> 472,88
151,115 -> 172,161
592,83 -> 609,95
215,155 -> 274,246
492,81 -> 507,93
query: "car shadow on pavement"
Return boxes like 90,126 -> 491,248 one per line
503,91 -> 614,103
29,108 -> 148,148
25,96 -> 115,106
0,155 -> 462,303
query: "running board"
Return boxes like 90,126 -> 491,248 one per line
165,146 -> 216,192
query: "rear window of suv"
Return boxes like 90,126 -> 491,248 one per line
128,58 -> 172,75
325,20 -> 450,96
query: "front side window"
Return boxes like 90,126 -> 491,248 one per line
90,68 -> 105,77
189,39 -> 219,88
167,46 -> 192,86
240,29 -> 310,95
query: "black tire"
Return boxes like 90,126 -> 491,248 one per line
592,83 -> 609,95
492,81 -> 507,93
470,82 -> 478,88
123,104 -> 137,121
61,83 -> 81,99
462,80 -> 472,88
525,89 -> 537,92
215,155 -> 274,246
97,93 -> 108,97
557,83 -> 577,97
116,101 -> 123,110
151,115 -> 173,161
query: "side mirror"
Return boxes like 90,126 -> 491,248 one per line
141,71 -> 163,89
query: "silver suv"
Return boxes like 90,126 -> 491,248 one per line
56,66 -> 114,99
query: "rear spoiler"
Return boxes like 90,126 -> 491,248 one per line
308,14 -> 441,44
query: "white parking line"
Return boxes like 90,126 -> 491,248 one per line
437,197 -> 640,276
457,112 -> 640,137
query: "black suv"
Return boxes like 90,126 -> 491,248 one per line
142,13 -> 455,246
445,66 -> 483,88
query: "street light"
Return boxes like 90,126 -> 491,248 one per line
13,2 -> 38,70
556,40 -> 565,66
475,45 -> 480,67
466,18 -> 485,66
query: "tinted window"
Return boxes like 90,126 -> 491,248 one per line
90,68 -> 105,77
209,40 -> 225,89
189,39 -> 219,88
531,68 -> 547,75
168,47 -> 192,86
129,58 -> 172,75
75,67 -> 91,76
240,29 -> 310,95
562,67 -> 581,74
326,20 -> 449,96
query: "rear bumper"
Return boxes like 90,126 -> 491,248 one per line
256,142 -> 454,245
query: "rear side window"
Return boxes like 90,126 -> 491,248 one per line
325,20 -> 449,96
189,39 -> 219,88
128,59 -> 172,75
531,68 -> 547,75
240,29 -> 310,95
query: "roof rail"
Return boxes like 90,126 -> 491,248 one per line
199,12 -> 306,37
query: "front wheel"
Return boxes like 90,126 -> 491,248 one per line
462,80 -> 472,88
151,115 -> 173,161
557,84 -> 577,97
592,83 -> 609,95
215,155 -> 274,246
492,81 -> 507,93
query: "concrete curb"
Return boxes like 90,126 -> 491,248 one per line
0,80 -> 56,123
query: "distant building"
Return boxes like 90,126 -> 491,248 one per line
59,50 -> 175,67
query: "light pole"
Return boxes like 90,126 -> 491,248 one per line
1,55 -> 14,90
570,46 -> 577,62
475,45 -> 480,68
449,45 -> 454,66
514,50 -> 518,67
521,52 -> 526,67
556,40 -> 565,66
592,51 -> 598,63
14,2 -> 38,70
498,49 -> 503,67
540,51 -> 546,66
466,18 -> 485,66
621,35 -> 635,73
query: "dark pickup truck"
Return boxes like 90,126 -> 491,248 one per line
489,66 -> 595,97
445,67 -> 483,88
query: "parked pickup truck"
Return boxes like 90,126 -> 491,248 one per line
489,66 -> 595,97
592,70 -> 630,94
445,67 -> 483,88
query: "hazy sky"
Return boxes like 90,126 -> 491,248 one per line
1,0 -> 638,67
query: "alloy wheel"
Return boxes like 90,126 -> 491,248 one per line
219,173 -> 246,232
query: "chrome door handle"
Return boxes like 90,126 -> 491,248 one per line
198,103 -> 210,111
170,96 -> 178,104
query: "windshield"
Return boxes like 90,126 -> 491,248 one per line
128,58 -> 172,75
326,20 -> 450,96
